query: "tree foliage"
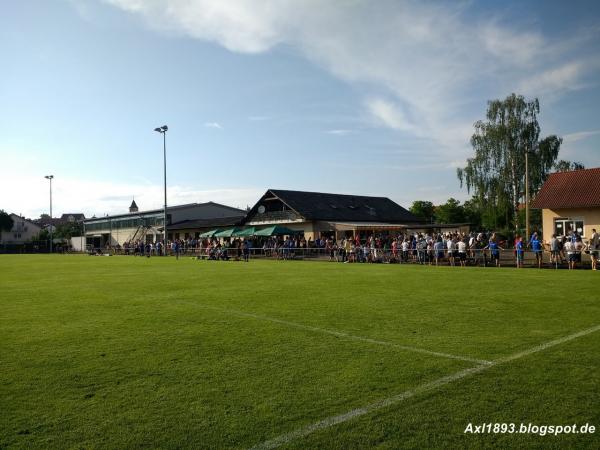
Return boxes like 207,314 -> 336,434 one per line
409,201 -> 435,223
54,221 -> 84,239
435,198 -> 466,224
457,94 -> 561,230
0,210 -> 14,233
553,160 -> 585,172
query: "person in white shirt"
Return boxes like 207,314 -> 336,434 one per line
446,237 -> 455,266
457,240 -> 467,267
564,239 -> 575,270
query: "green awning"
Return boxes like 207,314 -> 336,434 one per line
214,227 -> 242,238
199,229 -> 219,238
232,227 -> 256,237
254,225 -> 302,236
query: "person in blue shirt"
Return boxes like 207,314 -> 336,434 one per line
484,234 -> 504,267
529,232 -> 543,268
515,235 -> 524,268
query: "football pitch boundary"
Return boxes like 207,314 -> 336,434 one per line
170,298 -> 600,448
248,323 -> 600,449
188,302 -> 491,365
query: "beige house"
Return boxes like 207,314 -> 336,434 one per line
532,167 -> 600,241
0,214 -> 41,244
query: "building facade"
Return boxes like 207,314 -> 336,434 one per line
84,201 -> 245,248
532,167 -> 600,240
0,214 -> 42,244
243,189 -> 419,240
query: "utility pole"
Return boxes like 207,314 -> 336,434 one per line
45,175 -> 54,253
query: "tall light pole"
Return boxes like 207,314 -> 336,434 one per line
154,125 -> 168,254
45,175 -> 54,253
525,150 -> 530,243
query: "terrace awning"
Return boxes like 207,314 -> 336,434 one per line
214,227 -> 242,238
199,229 -> 219,238
254,225 -> 302,236
232,227 -> 257,237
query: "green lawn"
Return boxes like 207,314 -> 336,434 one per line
1,255 -> 598,449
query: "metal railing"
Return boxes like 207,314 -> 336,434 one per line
85,245 -> 598,269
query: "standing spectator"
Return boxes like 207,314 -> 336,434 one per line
433,237 -> 444,266
446,236 -> 455,266
456,238 -> 467,267
515,236 -> 524,268
485,236 -> 503,267
529,232 -> 543,269
549,234 -> 560,268
573,236 -> 584,269
242,239 -> 250,262
564,238 -> 575,270
589,228 -> 599,271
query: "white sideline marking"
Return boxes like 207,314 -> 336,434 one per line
250,323 -> 600,450
194,303 -> 490,365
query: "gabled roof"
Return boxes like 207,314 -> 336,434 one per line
251,189 -> 418,223
130,199 -> 138,209
532,167 -> 600,209
60,213 -> 86,221
84,201 -> 245,223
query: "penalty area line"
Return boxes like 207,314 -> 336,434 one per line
250,323 -> 600,450
186,302 -> 490,365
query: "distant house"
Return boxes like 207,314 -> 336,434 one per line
243,189 -> 419,240
60,213 -> 86,223
0,214 -> 41,244
532,167 -> 600,240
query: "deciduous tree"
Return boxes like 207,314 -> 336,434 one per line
457,94 -> 561,230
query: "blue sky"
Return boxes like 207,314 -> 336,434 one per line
2,0 -> 600,219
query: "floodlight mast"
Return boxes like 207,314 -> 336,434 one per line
154,125 -> 168,254
44,175 -> 54,253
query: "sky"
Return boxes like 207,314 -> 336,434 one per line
2,0 -> 600,219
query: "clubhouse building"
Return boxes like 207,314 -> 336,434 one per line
243,189 -> 419,240
83,189 -> 419,246
532,167 -> 600,240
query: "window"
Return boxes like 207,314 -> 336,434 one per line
554,218 -> 585,237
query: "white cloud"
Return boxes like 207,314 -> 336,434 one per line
203,122 -> 223,129
0,151 -> 260,218
517,61 -> 586,97
326,129 -> 353,135
103,0 -> 598,157
562,130 -> 600,143
366,98 -> 417,134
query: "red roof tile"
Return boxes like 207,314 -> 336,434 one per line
532,167 -> 600,209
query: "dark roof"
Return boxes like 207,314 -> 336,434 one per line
60,213 -> 86,221
532,167 -> 600,209
164,215 -> 245,231
84,201 -> 245,223
130,199 -> 138,209
257,189 -> 418,223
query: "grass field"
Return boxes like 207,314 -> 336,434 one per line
1,255 -> 599,449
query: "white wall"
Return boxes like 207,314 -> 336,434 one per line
0,214 -> 41,243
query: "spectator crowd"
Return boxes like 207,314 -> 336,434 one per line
112,228 -> 599,270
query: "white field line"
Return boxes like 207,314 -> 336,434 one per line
250,323 -> 600,450
191,303 -> 490,365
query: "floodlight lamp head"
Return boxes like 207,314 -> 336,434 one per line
45,175 -> 54,180
161,125 -> 168,131
154,127 -> 162,133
